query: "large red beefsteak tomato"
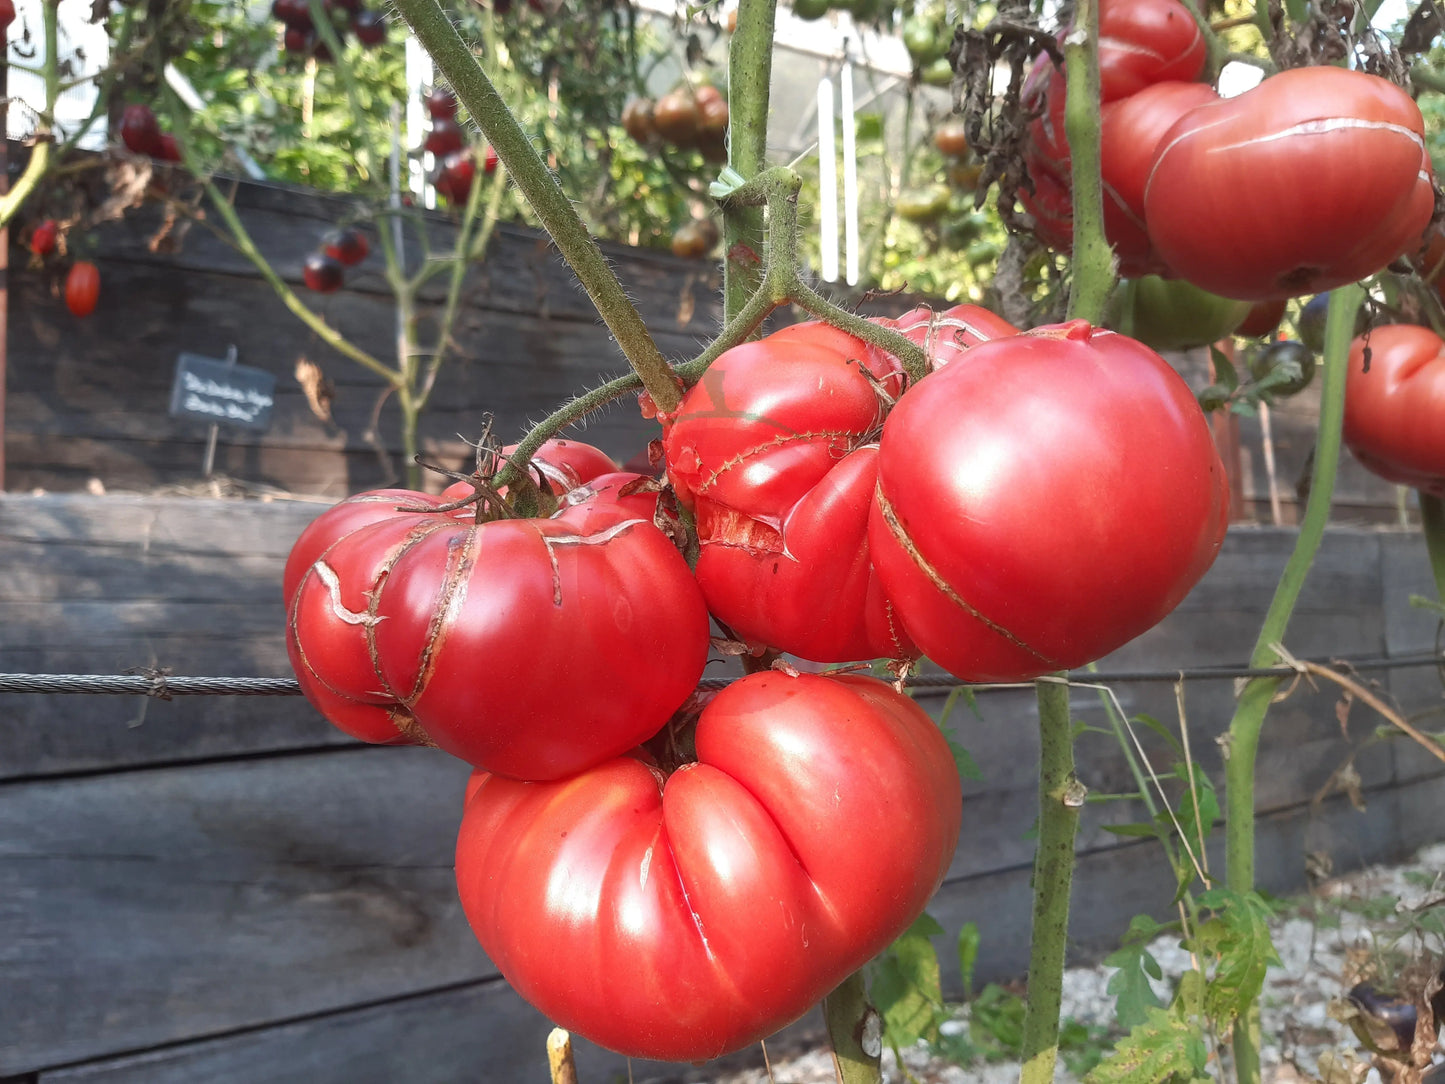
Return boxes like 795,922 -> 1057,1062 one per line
286,482 -> 709,780
870,320 -> 1229,681
1145,67 -> 1433,300
1343,324 -> 1445,497
455,671 -> 963,1061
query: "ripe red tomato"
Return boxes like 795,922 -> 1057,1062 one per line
30,219 -> 58,258
1094,0 -> 1206,101
933,119 -> 969,158
438,438 -> 621,508
870,320 -> 1228,681
353,9 -> 386,45
433,151 -> 476,203
1145,67 -> 1433,301
154,133 -> 182,163
455,670 -> 963,1061
322,226 -> 369,267
1235,298 -> 1288,340
424,87 -> 458,120
0,0 -> 15,33
65,262 -> 101,318
119,104 -> 162,157
302,252 -> 344,293
424,117 -> 465,157
663,305 -> 1012,662
1343,324 -> 1445,496
272,0 -> 312,25
286,484 -> 710,780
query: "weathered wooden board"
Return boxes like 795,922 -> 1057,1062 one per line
21,766 -> 1444,1084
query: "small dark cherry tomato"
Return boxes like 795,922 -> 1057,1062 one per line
434,151 -> 477,203
424,118 -> 466,157
303,252 -> 345,293
323,227 -> 369,267
652,89 -> 701,148
1249,339 -> 1315,397
0,0 -> 15,32
425,87 -> 458,120
273,0 -> 312,26
934,119 -> 969,158
353,9 -> 386,44
120,104 -> 162,157
154,133 -> 182,163
30,219 -> 58,257
66,262 -> 101,318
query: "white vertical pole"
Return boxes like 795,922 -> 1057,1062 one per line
817,77 -> 838,284
405,33 -> 434,209
840,59 -> 859,286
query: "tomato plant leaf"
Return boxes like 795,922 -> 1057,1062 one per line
1189,889 -> 1282,1026
1083,1006 -> 1211,1084
871,913 -> 948,1047
1103,938 -> 1165,1030
1209,345 -> 1239,391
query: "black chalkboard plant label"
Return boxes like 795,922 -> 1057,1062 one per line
168,353 -> 277,433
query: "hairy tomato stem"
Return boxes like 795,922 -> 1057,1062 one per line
1061,0 -> 1115,326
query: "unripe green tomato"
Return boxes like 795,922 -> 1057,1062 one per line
921,57 -> 954,86
940,212 -> 988,250
965,239 -> 1002,269
793,0 -> 830,20
903,15 -> 947,63
1113,276 -> 1252,352
1249,339 -> 1316,397
896,183 -> 952,224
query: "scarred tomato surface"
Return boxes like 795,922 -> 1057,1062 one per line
285,482 -> 710,780
870,320 -> 1228,681
1343,324 -> 1445,496
1145,67 -> 1433,300
455,671 -> 963,1062
662,306 -> 1014,662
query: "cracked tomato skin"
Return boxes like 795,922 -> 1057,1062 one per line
663,307 -> 1011,662
870,320 -> 1228,681
1145,67 -> 1433,301
286,485 -> 709,780
1343,324 -> 1445,497
455,670 -> 963,1062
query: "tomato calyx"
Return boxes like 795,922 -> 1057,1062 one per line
415,434 -> 556,523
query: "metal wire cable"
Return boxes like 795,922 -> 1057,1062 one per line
0,652 -> 1439,699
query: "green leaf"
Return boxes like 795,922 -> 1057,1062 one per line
1189,889 -> 1282,1026
870,913 -> 947,1047
935,691 -> 984,781
1103,940 -> 1165,1030
1133,714 -> 1183,757
1172,763 -> 1220,856
1102,822 -> 1161,839
1209,345 -> 1239,391
1084,1007 -> 1212,1084
1409,593 -> 1445,616
957,921 -> 980,1000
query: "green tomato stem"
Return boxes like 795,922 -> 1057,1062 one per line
1172,0 -> 1230,81
1421,493 -> 1445,604
392,0 -> 681,415
724,0 -> 778,325
1019,674 -> 1082,1084
823,970 -> 883,1084
1222,281 -> 1362,1084
1061,0 -> 1115,326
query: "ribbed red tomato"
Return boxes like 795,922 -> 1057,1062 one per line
455,671 -> 963,1061
65,262 -> 101,318
438,438 -> 621,508
1094,0 -> 1206,101
1145,67 -> 1433,301
286,484 -> 710,780
870,320 -> 1228,681
663,305 -> 1013,662
1343,324 -> 1445,497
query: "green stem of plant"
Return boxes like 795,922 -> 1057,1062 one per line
1414,64 -> 1445,96
1420,493 -> 1445,604
1173,0 -> 1229,81
823,971 -> 882,1084
200,178 -> 399,385
0,0 -> 60,229
1061,0 -> 1115,326
1222,281 -> 1361,1084
1020,675 -> 1081,1084
392,0 -> 680,414
723,0 -> 778,325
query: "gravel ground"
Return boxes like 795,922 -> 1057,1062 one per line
642,843 -> 1445,1084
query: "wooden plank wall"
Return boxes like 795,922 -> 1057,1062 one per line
1,493 -> 1442,1082
2,173 -> 1410,521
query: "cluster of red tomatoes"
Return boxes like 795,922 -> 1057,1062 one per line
284,302 -> 1230,1060
301,226 -> 370,294
622,84 -> 730,164
269,0 -> 387,60
1023,0 -> 1432,302
422,88 -> 500,205
28,219 -> 101,319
